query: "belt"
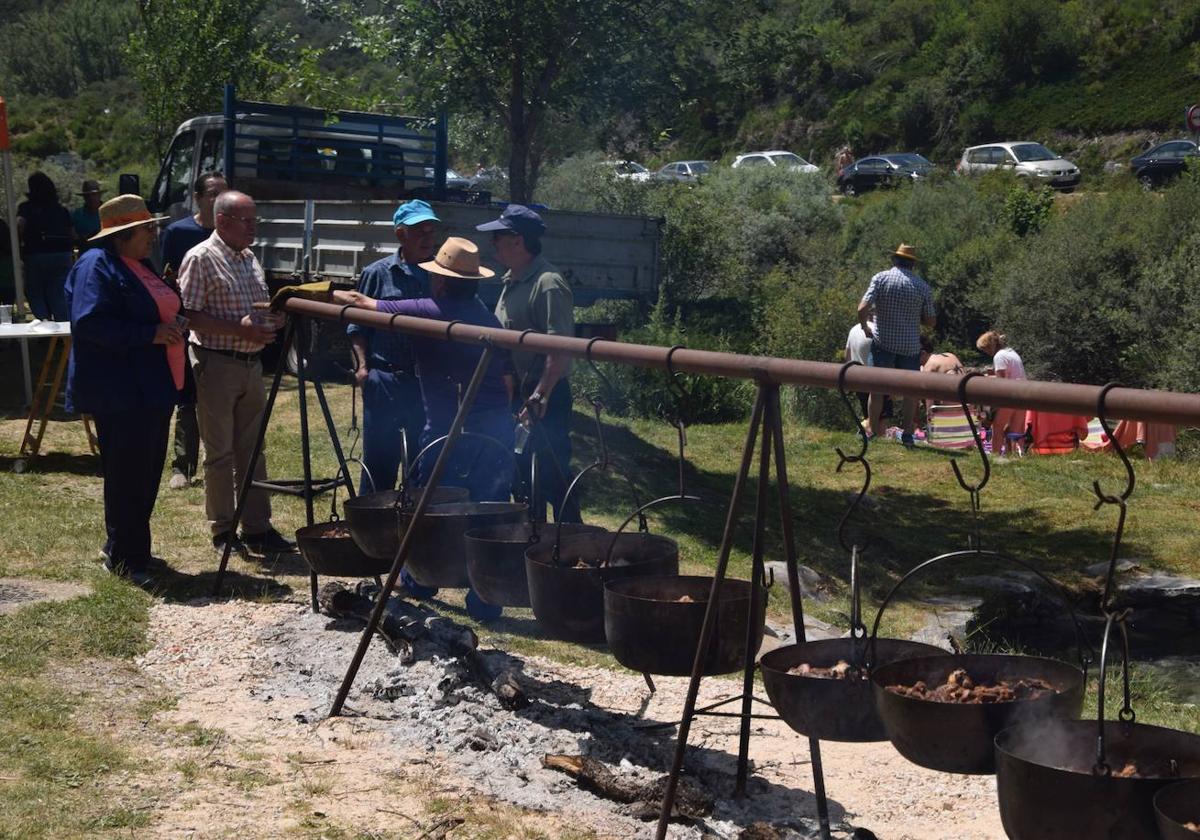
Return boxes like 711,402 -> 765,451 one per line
193,345 -> 261,362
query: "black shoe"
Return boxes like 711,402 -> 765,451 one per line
213,531 -> 248,559
241,528 -> 296,556
103,557 -> 156,589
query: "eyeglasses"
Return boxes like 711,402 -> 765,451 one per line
491,231 -> 518,242
219,212 -> 257,225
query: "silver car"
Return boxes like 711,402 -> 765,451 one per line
656,160 -> 711,182
957,142 -> 1080,190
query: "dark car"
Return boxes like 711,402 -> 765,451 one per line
837,153 -> 934,195
1130,140 -> 1199,188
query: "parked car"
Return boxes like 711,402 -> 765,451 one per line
656,160 -> 711,182
1130,140 -> 1199,188
602,160 -> 652,182
836,153 -> 934,195
732,150 -> 820,173
425,166 -> 470,190
957,142 -> 1081,190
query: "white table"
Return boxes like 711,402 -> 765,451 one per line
0,320 -> 71,407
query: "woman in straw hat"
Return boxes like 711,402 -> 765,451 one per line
335,237 -> 514,621
64,195 -> 209,585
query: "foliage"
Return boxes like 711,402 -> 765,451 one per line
1002,185 -> 1055,236
0,0 -> 133,98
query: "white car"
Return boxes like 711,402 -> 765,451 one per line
601,160 -> 652,182
656,160 -> 711,182
957,142 -> 1080,190
732,150 -> 820,173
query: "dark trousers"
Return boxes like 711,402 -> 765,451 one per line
93,405 -> 172,571
360,368 -> 425,494
170,402 -> 200,478
515,380 -> 580,523
417,407 -> 515,502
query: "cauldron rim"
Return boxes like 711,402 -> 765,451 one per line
871,651 -> 1086,698
603,574 -> 754,605
996,718 -> 1200,778
524,531 -> 678,569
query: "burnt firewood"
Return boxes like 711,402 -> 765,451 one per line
542,754 -> 713,820
317,581 -> 527,710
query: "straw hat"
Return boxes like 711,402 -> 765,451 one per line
88,194 -> 168,241
892,243 -> 920,261
418,236 -> 495,280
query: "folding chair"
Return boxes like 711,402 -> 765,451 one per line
925,404 -> 978,450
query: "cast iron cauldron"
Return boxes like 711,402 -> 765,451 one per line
760,638 -> 945,742
870,653 -> 1085,774
398,502 -> 528,589
1155,779 -> 1200,840
525,531 -> 679,643
604,575 -> 764,676
996,720 -> 1200,839
343,486 -> 470,561
465,522 -> 604,607
295,520 -> 392,577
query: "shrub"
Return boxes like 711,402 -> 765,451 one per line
1002,185 -> 1054,236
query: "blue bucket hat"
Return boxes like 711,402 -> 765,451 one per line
475,204 -> 546,240
393,199 -> 440,228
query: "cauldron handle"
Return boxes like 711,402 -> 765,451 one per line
552,460 -> 646,564
865,549 -> 1093,675
1093,610 -> 1135,776
405,431 -> 519,499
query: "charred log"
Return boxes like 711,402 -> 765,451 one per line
542,753 -> 713,820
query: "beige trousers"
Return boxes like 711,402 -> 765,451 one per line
190,347 -> 272,535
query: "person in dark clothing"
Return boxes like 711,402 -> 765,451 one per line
476,204 -> 579,523
334,236 -> 514,621
0,217 -> 14,305
65,195 -> 190,586
160,171 -> 228,490
70,179 -> 104,249
346,200 -> 438,494
17,172 -> 73,320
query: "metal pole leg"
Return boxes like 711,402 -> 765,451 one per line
294,317 -> 320,611
767,387 -> 831,840
330,345 -> 496,717
312,378 -> 357,500
212,318 -> 295,596
655,384 -> 767,840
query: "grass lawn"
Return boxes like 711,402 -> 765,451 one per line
0,361 -> 1197,834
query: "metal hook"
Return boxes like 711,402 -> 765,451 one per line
585,336 -> 619,409
1092,382 -> 1135,505
949,372 -> 990,496
444,319 -> 463,341
834,362 -> 872,555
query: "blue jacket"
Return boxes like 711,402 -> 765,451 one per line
65,248 -> 193,415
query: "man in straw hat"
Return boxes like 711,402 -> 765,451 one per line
71,179 -> 105,249
334,236 -> 514,621
476,204 -> 579,523
346,199 -> 439,496
178,190 -> 294,560
858,242 -> 936,445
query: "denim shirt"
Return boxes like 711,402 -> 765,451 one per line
346,251 -> 430,372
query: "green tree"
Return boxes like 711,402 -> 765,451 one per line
125,0 -> 274,152
322,0 -> 687,202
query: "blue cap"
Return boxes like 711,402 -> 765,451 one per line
393,199 -> 440,228
475,204 -> 546,240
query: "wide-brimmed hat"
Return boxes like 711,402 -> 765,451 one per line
418,236 -> 495,280
78,179 -> 104,196
892,243 -> 920,261
88,194 -> 168,241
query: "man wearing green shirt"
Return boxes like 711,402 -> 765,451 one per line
70,180 -> 104,251
477,205 -> 580,522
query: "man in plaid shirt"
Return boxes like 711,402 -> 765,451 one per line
858,243 -> 936,444
179,190 -> 294,558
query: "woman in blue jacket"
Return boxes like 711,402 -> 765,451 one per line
66,195 -> 193,585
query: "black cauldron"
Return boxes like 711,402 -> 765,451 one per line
343,486 -> 470,561
398,502 -> 528,589
465,522 -> 604,607
295,520 -> 391,577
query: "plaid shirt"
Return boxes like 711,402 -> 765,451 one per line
178,231 -> 269,353
861,266 -> 934,356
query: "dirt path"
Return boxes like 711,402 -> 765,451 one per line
120,598 -> 1005,839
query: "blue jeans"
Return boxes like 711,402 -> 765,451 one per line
869,343 -> 921,372
25,252 -> 72,320
359,369 -> 425,494
417,407 -> 515,502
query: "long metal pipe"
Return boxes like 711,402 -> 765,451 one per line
282,298 -> 1200,426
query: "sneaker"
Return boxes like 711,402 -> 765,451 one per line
212,531 -> 248,559
900,432 -> 915,449
168,472 -> 189,490
102,557 -> 156,589
465,588 -> 503,623
241,528 -> 297,556
400,568 -> 439,600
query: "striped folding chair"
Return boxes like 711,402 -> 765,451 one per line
1079,417 -> 1109,451
925,404 -> 978,450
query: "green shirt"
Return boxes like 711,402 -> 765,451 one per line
494,255 -> 574,384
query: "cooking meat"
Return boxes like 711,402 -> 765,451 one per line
677,595 -> 696,603
1181,821 -> 1199,833
1110,758 -> 1180,779
886,668 -> 1056,703
316,524 -> 353,538
787,659 -> 865,680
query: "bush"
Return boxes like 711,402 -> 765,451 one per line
1002,185 -> 1054,236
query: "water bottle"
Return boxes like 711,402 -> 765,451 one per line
513,421 -> 531,454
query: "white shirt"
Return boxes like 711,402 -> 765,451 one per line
994,347 -> 1026,380
846,322 -> 874,365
